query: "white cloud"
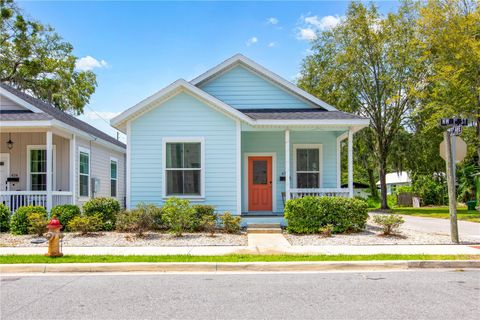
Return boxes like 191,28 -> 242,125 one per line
305,15 -> 342,31
75,56 -> 108,71
267,17 -> 279,25
268,42 -> 277,48
246,36 -> 258,46
83,111 -> 120,120
297,28 -> 317,41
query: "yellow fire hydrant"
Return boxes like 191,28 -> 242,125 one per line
44,217 -> 64,257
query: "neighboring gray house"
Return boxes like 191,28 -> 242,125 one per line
0,84 -> 126,213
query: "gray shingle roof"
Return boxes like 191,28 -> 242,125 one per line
0,111 -> 53,121
239,108 -> 366,120
0,83 -> 125,148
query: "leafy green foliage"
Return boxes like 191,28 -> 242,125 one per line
219,212 -> 241,234
27,212 -> 47,236
192,204 -> 216,231
83,197 -> 120,230
161,197 -> 195,236
0,204 -> 10,232
395,186 -> 413,194
0,0 -> 96,114
412,174 -> 447,206
115,204 -> 162,236
67,215 -> 103,235
50,204 -> 81,231
373,214 -> 405,235
319,224 -> 333,238
10,206 -> 47,235
200,214 -> 217,237
284,196 -> 368,234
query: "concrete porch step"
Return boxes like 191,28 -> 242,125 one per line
247,223 -> 282,234
247,223 -> 281,229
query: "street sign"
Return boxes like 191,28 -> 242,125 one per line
440,136 -> 467,163
448,126 -> 462,135
440,118 -> 469,126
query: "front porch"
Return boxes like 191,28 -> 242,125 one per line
0,130 -> 75,213
240,127 -> 354,217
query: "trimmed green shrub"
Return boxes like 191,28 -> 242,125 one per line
67,215 -> 103,235
116,204 -> 162,236
10,206 -> 47,235
27,212 -> 47,236
284,196 -> 368,234
0,204 -> 10,232
83,197 -> 120,230
200,214 -> 217,237
50,204 -> 81,231
373,214 -> 404,235
319,224 -> 333,237
162,197 -> 195,236
192,204 -> 216,231
219,212 -> 241,234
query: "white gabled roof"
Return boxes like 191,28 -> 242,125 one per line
376,171 -> 412,186
110,79 -> 253,132
190,54 -> 337,112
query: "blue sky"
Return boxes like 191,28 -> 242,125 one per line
18,1 -> 399,142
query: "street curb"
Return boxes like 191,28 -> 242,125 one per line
1,260 -> 479,273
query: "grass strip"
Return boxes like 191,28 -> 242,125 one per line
392,207 -> 480,223
1,254 -> 479,264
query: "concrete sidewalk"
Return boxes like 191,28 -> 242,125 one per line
1,244 -> 479,256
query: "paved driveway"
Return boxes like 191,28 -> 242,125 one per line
370,212 -> 480,240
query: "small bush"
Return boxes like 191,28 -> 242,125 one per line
27,212 -> 48,236
51,204 -> 81,231
284,196 -> 368,234
162,197 -> 196,236
116,204 -> 162,236
373,214 -> 405,235
219,212 -> 241,234
67,215 -> 103,235
319,224 -> 333,238
200,214 -> 217,237
10,206 -> 47,235
83,197 -> 120,230
192,204 -> 216,231
0,204 -> 10,232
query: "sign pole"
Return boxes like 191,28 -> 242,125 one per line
444,130 -> 459,243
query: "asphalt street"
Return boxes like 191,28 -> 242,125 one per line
1,270 -> 479,320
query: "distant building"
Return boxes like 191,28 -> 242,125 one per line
376,171 -> 411,195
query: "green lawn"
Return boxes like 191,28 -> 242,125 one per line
1,254 -> 479,264
392,207 -> 480,223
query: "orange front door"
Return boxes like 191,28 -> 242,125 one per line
248,156 -> 273,211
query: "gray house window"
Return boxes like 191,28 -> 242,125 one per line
79,150 -> 90,197
165,142 -> 201,196
110,159 -> 117,197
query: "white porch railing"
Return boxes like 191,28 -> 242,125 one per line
289,188 -> 350,199
0,191 -> 73,213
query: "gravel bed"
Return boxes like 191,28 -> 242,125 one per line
284,224 -> 479,246
0,231 -> 248,247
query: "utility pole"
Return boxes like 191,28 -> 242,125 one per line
444,130 -> 459,243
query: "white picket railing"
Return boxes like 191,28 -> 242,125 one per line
0,191 -> 73,213
289,188 -> 350,199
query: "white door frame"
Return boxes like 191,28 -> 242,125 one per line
243,152 -> 277,212
0,153 -> 10,191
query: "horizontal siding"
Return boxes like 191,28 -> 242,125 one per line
130,91 -> 237,213
200,65 -> 314,109
241,130 -> 343,213
0,95 -> 26,111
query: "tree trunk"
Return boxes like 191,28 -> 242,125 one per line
367,168 -> 378,199
379,156 -> 389,210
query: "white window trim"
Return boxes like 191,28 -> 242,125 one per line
243,152 -> 277,213
162,137 -> 205,199
27,145 -> 56,191
293,144 -> 323,189
110,157 -> 118,198
78,147 -> 91,199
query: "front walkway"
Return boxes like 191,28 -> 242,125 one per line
1,244 -> 479,256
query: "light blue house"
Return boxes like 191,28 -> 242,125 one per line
111,54 -> 369,224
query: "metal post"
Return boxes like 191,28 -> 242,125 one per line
444,130 -> 459,243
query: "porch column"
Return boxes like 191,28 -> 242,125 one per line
69,134 -> 76,204
285,129 -> 291,201
46,131 -> 53,212
236,120 -> 241,215
347,129 -> 353,198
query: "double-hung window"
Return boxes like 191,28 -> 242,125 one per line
110,158 -> 118,197
28,146 -> 55,191
79,148 -> 90,197
164,140 -> 203,197
294,145 -> 322,188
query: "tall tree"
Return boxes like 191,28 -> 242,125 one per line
298,2 -> 423,209
0,0 -> 96,114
